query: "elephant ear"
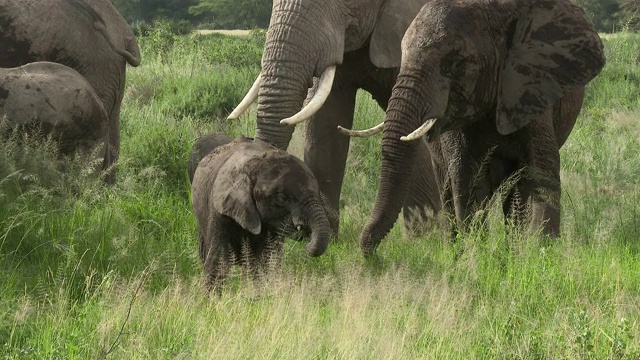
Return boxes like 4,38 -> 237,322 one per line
369,0 -> 427,68
495,0 -> 605,135
212,156 -> 261,235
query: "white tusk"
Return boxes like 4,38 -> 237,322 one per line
227,73 -> 261,119
400,118 -> 437,141
280,66 -> 336,126
337,122 -> 384,137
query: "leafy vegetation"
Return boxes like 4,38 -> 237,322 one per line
188,0 -> 272,29
573,0 -> 640,31
111,0 -> 272,30
1,29 -> 639,358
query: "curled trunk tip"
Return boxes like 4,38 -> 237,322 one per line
303,198 -> 332,257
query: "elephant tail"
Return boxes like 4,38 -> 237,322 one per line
70,0 -> 142,67
119,36 -> 141,67
91,20 -> 141,67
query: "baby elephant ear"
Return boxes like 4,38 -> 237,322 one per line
212,170 -> 261,235
496,0 -> 605,135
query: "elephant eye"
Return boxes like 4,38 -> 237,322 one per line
274,192 -> 288,205
442,52 -> 469,78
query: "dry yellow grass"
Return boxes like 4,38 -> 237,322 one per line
92,267 -> 475,359
195,29 -> 251,36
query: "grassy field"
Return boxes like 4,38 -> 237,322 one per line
1,29 -> 639,359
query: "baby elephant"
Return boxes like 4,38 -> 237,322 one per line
0,62 -> 110,180
191,135 -> 331,289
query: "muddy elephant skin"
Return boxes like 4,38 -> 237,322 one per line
0,0 -> 141,183
0,62 -> 110,172
360,0 -> 606,254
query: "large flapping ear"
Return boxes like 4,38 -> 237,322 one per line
369,0 -> 427,68
212,155 -> 261,235
495,0 -> 605,135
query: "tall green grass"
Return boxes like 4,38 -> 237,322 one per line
1,31 -> 639,358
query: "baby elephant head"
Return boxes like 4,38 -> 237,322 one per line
212,139 -> 331,256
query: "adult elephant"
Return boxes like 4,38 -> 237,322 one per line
0,0 -> 141,184
228,0 -> 433,234
356,0 -> 606,254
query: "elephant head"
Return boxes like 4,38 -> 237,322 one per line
228,0 -> 428,150
359,0 -> 606,254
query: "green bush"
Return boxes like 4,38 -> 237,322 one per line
131,31 -> 261,122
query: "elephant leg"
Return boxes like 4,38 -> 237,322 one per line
201,221 -> 230,292
102,95 -> 121,185
249,233 -> 283,284
440,182 -> 459,240
439,132 -> 477,232
402,140 -> 442,237
304,85 -> 357,235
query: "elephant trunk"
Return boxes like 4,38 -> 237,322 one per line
360,78 -> 432,255
301,196 -> 332,256
254,1 -> 344,150
255,68 -> 310,150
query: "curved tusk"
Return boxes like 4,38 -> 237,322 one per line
400,118 -> 437,141
337,122 -> 384,137
280,66 -> 336,126
227,73 -> 261,119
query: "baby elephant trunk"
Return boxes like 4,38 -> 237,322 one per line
301,197 -> 331,256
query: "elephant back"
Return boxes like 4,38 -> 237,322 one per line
188,133 -> 234,183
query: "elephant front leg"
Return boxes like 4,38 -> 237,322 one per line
200,220 -> 231,292
246,232 -> 284,286
439,132 -> 479,233
304,86 -> 357,236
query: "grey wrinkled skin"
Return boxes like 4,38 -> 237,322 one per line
191,135 -> 332,290
251,0 -> 435,236
361,0 -> 606,255
0,62 -> 110,176
0,0 -> 141,184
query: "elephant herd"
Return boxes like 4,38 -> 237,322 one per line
227,0 -> 605,273
1,0 -> 607,290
